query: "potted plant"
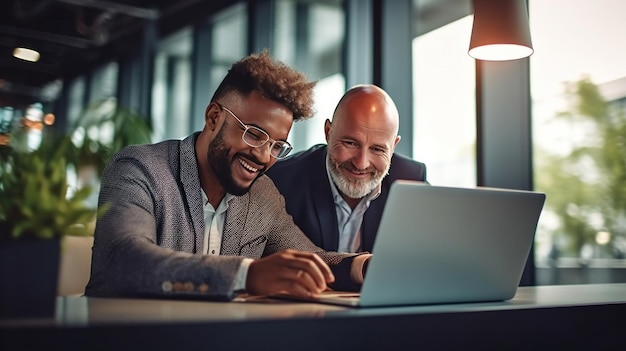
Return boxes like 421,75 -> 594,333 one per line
0,130 -> 102,319
0,98 -> 150,319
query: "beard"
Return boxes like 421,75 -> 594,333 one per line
327,153 -> 389,199
206,126 -> 256,196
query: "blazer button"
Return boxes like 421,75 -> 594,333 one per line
183,282 -> 194,292
172,282 -> 183,291
162,281 -> 173,292
198,283 -> 209,293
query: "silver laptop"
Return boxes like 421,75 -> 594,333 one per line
274,180 -> 545,308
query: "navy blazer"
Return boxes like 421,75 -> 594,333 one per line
266,144 -> 427,253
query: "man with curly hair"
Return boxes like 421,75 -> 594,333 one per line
86,51 -> 370,300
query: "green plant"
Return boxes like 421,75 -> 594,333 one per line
69,98 -> 152,175
0,133 -> 105,240
0,97 -> 146,241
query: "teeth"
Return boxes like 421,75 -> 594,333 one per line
238,158 -> 258,172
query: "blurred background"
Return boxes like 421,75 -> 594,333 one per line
1,0 -> 625,286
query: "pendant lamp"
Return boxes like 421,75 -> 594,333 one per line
13,47 -> 40,62
468,0 -> 533,61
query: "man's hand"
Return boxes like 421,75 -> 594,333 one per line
246,249 -> 335,297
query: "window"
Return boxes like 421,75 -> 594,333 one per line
208,3 -> 247,96
0,107 -> 15,144
67,77 -> 86,127
273,0 -> 345,152
89,62 -> 118,103
530,0 -> 626,284
152,28 -> 193,141
412,15 -> 476,187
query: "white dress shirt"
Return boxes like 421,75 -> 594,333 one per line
201,190 -> 252,291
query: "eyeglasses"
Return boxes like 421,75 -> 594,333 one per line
216,103 -> 293,159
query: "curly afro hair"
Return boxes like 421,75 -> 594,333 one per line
210,50 -> 317,121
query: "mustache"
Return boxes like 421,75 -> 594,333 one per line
338,161 -> 376,174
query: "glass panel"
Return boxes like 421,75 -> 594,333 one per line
208,3 -> 247,105
89,62 -> 118,103
530,0 -> 626,284
0,107 -> 15,135
84,62 -> 119,147
212,4 -> 247,62
152,28 -> 193,141
412,15 -> 476,187
308,73 -> 345,147
273,0 -> 345,152
67,77 -> 86,127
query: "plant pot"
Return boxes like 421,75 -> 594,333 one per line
0,238 -> 60,319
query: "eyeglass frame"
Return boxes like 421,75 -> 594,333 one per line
214,102 -> 293,159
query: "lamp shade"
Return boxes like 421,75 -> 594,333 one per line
468,0 -> 533,61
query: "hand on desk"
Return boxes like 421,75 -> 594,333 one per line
246,249 -> 335,297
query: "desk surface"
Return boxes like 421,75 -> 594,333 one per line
2,284 -> 626,350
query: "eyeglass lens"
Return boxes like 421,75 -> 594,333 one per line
242,128 -> 292,158
218,103 -> 292,158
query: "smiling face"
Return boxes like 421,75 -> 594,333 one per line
196,91 -> 293,203
325,85 -> 401,206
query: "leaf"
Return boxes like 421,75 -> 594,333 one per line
0,132 -> 105,240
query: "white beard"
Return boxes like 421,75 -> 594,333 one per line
327,157 -> 389,199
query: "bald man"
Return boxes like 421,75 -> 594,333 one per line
266,84 -> 427,253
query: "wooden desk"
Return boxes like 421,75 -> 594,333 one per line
2,284 -> 626,350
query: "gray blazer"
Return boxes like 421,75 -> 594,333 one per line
85,133 -> 359,300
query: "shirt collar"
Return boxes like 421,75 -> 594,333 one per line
201,189 -> 236,209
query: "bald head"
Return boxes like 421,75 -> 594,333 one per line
331,84 -> 400,135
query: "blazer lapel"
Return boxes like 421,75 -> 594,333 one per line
361,175 -> 393,252
311,148 -> 340,251
362,199 -> 384,252
178,133 -> 206,253
221,196 -> 247,255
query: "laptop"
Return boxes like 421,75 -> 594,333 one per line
272,180 -> 546,308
